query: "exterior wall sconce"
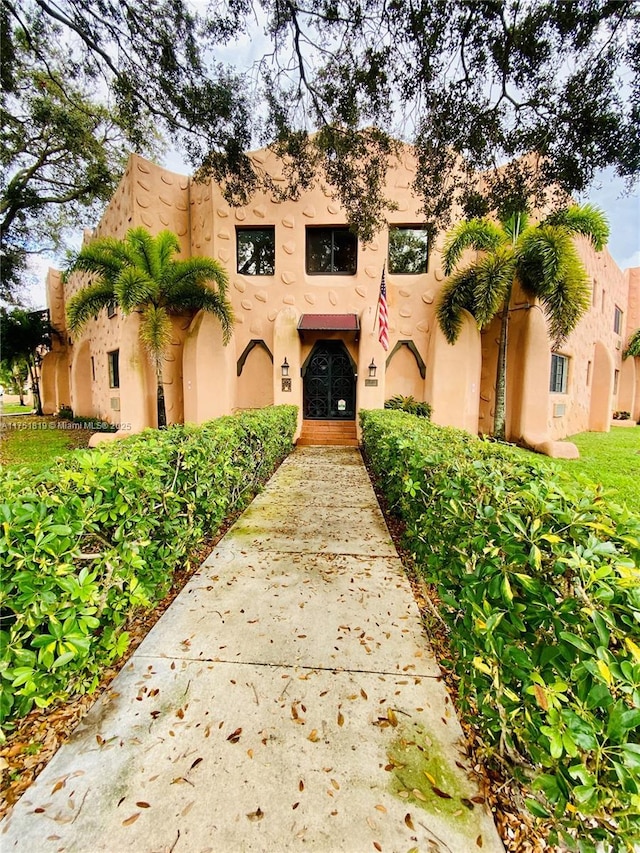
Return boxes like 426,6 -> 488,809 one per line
365,359 -> 378,387
281,357 -> 291,392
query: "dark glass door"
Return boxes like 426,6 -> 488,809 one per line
303,341 -> 356,420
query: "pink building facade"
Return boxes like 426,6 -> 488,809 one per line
41,152 -> 640,453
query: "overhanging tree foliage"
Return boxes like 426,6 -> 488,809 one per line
2,1 -> 638,301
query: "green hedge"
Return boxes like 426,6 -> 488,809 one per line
360,409 -> 640,852
0,406 -> 297,727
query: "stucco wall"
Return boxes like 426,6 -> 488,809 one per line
50,150 -> 637,441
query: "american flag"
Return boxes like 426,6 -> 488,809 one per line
378,264 -> 389,351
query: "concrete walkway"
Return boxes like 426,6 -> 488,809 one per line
2,447 -> 503,853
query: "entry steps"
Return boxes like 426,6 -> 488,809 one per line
297,419 -> 359,446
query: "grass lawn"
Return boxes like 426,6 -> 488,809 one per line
0,403 -> 33,415
0,415 -> 94,471
517,426 -> 640,515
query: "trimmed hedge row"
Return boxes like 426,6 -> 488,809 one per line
0,406 -> 297,727
360,409 -> 640,852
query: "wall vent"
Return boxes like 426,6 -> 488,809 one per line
110,397 -> 121,411
553,403 -> 566,418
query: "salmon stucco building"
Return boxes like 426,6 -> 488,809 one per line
40,150 -> 640,454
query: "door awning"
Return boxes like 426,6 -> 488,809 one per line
297,314 -> 360,337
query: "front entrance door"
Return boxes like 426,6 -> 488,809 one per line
303,341 -> 356,420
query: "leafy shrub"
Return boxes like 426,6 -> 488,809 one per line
613,411 -> 631,420
0,406 -> 297,727
360,409 -> 640,852
384,394 -> 432,419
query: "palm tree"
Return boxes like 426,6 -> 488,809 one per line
66,227 -> 233,427
436,205 -> 609,440
623,329 -> 640,359
0,307 -> 55,415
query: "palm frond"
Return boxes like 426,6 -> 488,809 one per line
473,247 -> 515,327
115,266 -> 158,312
544,204 -> 609,252
70,237 -> 130,285
436,267 -> 480,343
66,282 -> 115,336
442,219 -> 505,275
166,256 -> 230,299
624,329 -> 640,359
126,227 -> 161,279
518,225 -> 574,295
139,304 -> 172,365
501,211 -> 530,243
155,230 -> 182,272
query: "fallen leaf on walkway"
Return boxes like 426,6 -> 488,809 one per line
136,801 -> 150,809
412,789 -> 427,802
423,771 -> 436,786
337,711 -> 344,727
461,798 -> 475,810
375,804 -> 387,812
227,728 -> 242,743
246,807 -> 264,822
387,709 -> 398,727
247,749 -> 254,759
176,709 -> 184,719
471,795 -> 486,804
292,802 -> 299,810
477,835 -> 483,847
373,842 -> 382,851
308,730 -> 319,742
398,790 -> 409,799
360,689 -> 368,700
299,780 -> 304,791
331,779 -> 340,790
189,757 -> 203,771
122,813 -> 140,826
431,786 -> 452,799
404,813 -> 415,831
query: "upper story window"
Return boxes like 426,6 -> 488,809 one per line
306,227 -> 357,275
107,300 -> 117,318
236,227 -> 275,276
614,305 -> 623,335
550,353 -> 568,394
108,350 -> 120,389
388,226 -> 430,274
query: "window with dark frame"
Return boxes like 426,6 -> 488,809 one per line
550,353 -> 568,394
614,305 -> 623,335
388,226 -> 430,274
108,350 -> 120,389
236,227 -> 275,276
614,369 -> 620,394
306,227 -> 357,274
107,301 -> 117,318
